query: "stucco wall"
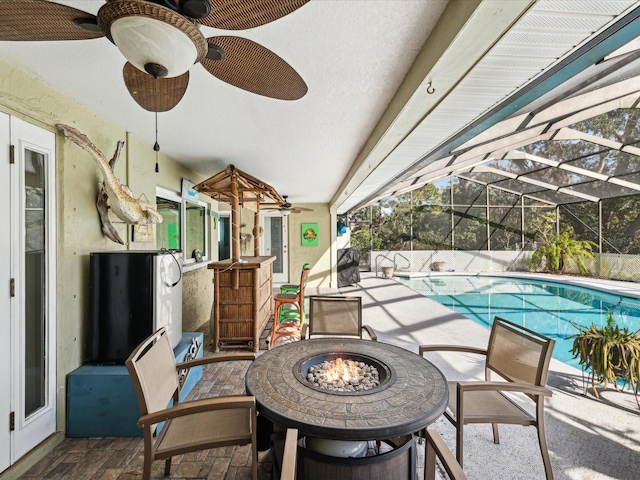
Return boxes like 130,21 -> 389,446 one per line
0,59 -> 217,432
182,267 -> 214,333
287,203 -> 332,288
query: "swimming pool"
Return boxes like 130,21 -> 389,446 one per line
397,275 -> 640,368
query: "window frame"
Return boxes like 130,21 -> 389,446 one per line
156,187 -> 182,253
183,196 -> 208,265
156,186 -> 209,265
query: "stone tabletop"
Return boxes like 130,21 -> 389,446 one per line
245,338 -> 448,440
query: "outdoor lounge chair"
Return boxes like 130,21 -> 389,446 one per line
424,430 -> 467,480
126,328 -> 258,480
420,317 -> 555,479
301,295 -> 377,340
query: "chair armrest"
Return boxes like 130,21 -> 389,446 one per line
176,352 -> 256,370
138,395 -> 255,428
300,323 -> 308,339
456,381 -> 553,398
419,345 -> 487,356
424,430 -> 466,480
281,429 -> 299,480
362,325 -> 378,341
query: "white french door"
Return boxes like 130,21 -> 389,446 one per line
0,112 -> 10,473
0,115 -> 57,473
261,212 -> 289,283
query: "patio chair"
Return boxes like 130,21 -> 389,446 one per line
281,429 -> 299,480
301,295 -> 377,340
278,263 -> 311,322
280,263 -> 310,294
424,430 -> 467,480
419,317 -> 555,479
270,265 -> 310,348
125,328 -> 258,480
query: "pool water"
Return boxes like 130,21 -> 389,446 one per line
398,275 -> 640,369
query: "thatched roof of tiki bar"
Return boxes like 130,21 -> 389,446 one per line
194,164 -> 285,260
193,164 -> 284,213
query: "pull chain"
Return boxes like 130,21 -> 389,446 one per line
154,75 -> 160,173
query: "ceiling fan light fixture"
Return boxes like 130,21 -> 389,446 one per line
110,16 -> 197,77
206,44 -> 225,61
144,62 -> 169,78
74,18 -> 102,33
180,0 -> 212,19
98,0 -> 208,78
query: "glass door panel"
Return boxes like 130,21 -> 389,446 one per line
24,149 -> 46,418
10,118 -> 56,464
218,215 -> 230,260
261,213 -> 288,283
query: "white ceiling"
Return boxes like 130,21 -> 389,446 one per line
335,0 -> 640,213
0,0 -> 446,204
1,1 -> 639,212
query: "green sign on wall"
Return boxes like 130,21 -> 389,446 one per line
301,223 -> 319,247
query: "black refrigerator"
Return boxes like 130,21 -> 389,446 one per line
88,250 -> 183,364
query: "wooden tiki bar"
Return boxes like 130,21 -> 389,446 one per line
194,165 -> 285,351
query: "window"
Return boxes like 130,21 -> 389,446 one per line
185,199 -> 207,262
156,188 -> 182,251
218,213 -> 231,260
156,187 -> 208,264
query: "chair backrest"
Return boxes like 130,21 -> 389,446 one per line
486,317 -> 555,391
296,263 -> 311,303
300,263 -> 311,296
126,328 -> 180,422
307,296 -> 362,337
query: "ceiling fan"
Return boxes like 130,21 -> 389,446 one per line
0,0 -> 309,112
262,196 -> 313,214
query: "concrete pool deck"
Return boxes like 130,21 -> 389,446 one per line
340,273 -> 640,480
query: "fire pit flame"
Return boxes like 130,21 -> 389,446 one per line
325,358 -> 358,383
306,357 -> 380,392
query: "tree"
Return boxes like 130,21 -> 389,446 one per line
348,107 -> 640,257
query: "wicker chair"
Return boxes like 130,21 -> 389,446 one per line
125,328 -> 258,480
270,265 -> 310,347
301,295 -> 377,340
424,430 -> 467,480
419,317 -> 555,479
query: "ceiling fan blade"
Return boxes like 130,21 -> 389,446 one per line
293,207 -> 313,212
123,63 -> 189,112
0,0 -> 104,41
201,36 -> 307,100
196,0 -> 309,30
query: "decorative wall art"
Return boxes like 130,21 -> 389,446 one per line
56,124 -> 163,245
132,224 -> 154,243
301,223 -> 319,247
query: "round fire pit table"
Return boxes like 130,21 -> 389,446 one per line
245,338 -> 448,441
